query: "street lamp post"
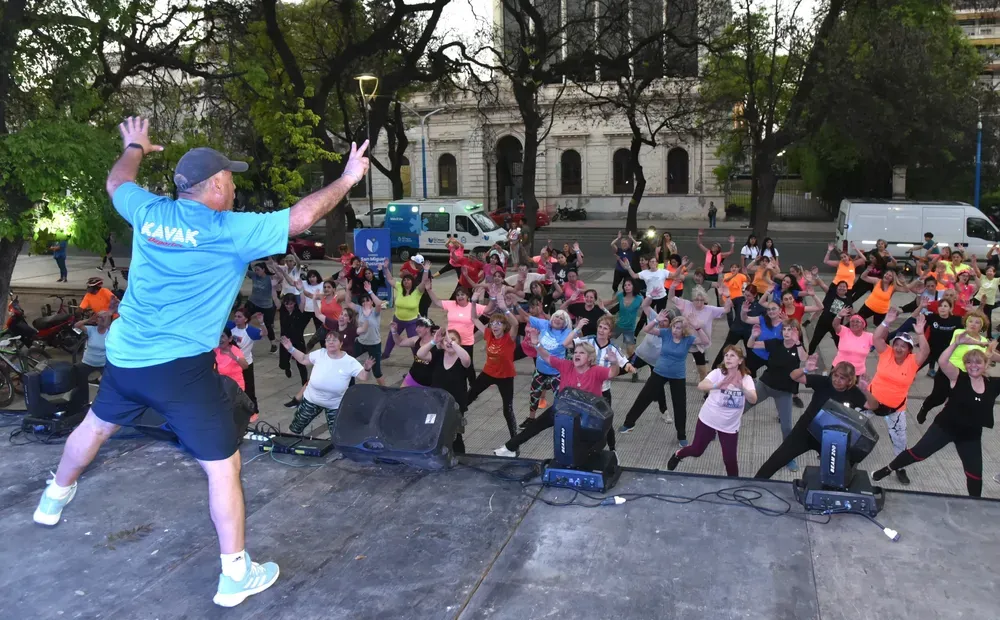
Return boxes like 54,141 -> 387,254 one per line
355,74 -> 379,227
976,115 -> 983,211
396,101 -> 447,199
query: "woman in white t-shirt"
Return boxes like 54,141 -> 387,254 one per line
226,308 -> 265,413
298,269 -> 325,329
667,346 -> 757,476
761,237 -> 779,260
282,330 -> 374,435
740,234 -> 760,269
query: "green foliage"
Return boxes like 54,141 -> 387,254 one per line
0,117 -> 120,252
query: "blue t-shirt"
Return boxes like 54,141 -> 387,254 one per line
53,240 -> 67,259
614,292 -> 643,331
529,315 -> 572,375
654,333 -> 695,379
106,183 -> 290,368
751,316 -> 783,361
615,248 -> 635,272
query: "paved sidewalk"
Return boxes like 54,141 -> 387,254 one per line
544,219 -> 836,233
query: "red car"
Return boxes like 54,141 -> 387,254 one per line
489,203 -> 550,229
287,234 -> 326,260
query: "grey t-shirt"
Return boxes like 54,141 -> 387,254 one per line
248,272 -> 274,308
355,305 -> 382,346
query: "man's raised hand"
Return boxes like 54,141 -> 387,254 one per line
341,140 -> 371,186
119,117 -> 163,155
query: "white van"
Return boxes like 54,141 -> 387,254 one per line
386,200 -> 509,260
834,199 -> 1000,258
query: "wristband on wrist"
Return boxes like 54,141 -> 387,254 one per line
287,347 -> 296,355
126,143 -> 145,153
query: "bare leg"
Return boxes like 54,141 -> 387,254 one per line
54,410 -> 120,487
696,364 -> 709,383
198,452 -> 245,554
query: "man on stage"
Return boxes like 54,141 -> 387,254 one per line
32,116 -> 369,607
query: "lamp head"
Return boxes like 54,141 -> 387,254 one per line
354,74 -> 379,100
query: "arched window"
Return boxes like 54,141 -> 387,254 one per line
612,148 -> 633,194
400,155 -> 412,198
438,153 -> 458,196
667,147 -> 689,194
560,149 -> 582,195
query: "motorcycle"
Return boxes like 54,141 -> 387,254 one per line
552,205 -> 588,221
28,295 -> 85,361
5,293 -> 39,346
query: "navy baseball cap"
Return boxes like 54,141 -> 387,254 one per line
174,147 -> 248,191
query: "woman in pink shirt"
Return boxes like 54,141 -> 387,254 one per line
215,328 -> 249,390
667,345 -> 757,476
426,280 -> 487,382
831,308 -> 875,376
494,338 -> 620,457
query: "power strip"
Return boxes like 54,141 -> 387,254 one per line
244,431 -> 272,442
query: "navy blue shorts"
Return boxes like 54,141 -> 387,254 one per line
91,352 -> 239,461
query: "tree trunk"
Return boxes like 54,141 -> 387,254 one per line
750,151 -> 777,236
321,158 -> 349,252
0,236 -> 25,326
626,135 -> 646,234
521,124 -> 541,254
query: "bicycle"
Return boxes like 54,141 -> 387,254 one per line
0,335 -> 50,405
41,294 -> 79,318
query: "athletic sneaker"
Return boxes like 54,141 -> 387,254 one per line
213,553 -> 280,607
493,446 -> 517,458
896,469 -> 911,485
792,396 -> 805,409
618,424 -> 634,434
786,459 -> 799,472
678,439 -> 689,448
630,373 -> 638,383
283,398 -> 299,408
33,474 -> 77,526
667,454 -> 681,471
927,368 -> 937,378
270,343 -> 278,354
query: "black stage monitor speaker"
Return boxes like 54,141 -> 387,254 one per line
551,388 -> 614,468
333,384 -> 463,470
807,399 -> 879,465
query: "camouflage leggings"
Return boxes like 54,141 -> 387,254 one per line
529,370 -> 561,414
289,397 -> 340,436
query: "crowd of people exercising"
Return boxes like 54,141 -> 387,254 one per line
216,229 -> 1000,497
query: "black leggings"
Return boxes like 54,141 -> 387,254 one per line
808,313 -> 840,355
755,421 -> 819,479
712,329 -> 749,368
856,304 -> 885,326
884,423 -> 983,496
279,339 -> 309,385
468,373 -> 516,438
851,279 -> 874,304
505,403 -> 616,451
918,371 -> 951,415
612,270 -> 629,293
629,357 -> 668,413
242,363 -> 257,412
462,344 -> 476,384
246,302 -> 276,341
622,372 -> 687,440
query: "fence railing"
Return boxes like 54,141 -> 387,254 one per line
724,176 -> 835,222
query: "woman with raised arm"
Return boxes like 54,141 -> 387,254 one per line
278,293 -> 311,385
225,308 -> 264,412
390,317 -> 438,388
282,331 -> 373,435
566,314 -> 634,408
382,259 -> 425,360
425,278 -> 488,383
872,336 -> 999,497
742,300 -> 785,376
351,281 -> 386,386
215,328 -> 249,390
611,231 -> 638,293
855,267 -> 897,325
745,319 -> 807,471
513,306 -> 574,425
417,328 -> 472,454
467,296 -> 521,439
245,262 -> 278,352
603,277 -> 643,358
298,269 -> 325,330
493,335 -> 619,458
864,308 -> 930,486
970,255 -> 998,338
696,230 -> 736,292
823,242 -> 867,293
669,283 -> 731,382
915,309 -> 991,423
754,358 -> 879,480
305,279 -> 347,351
831,308 -> 874,377
619,312 -> 710,446
667,346 -> 757,476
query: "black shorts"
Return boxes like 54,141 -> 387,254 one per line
691,350 -> 707,366
91,352 -> 238,461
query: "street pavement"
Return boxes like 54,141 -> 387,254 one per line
6,250 -> 1000,499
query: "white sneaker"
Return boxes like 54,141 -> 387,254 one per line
493,446 -> 517,458
33,473 -> 77,526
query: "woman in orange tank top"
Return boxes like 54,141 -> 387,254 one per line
823,242 -> 866,289
857,269 -> 896,324
866,309 -> 931,485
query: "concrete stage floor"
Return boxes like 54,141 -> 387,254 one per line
2,436 -> 999,619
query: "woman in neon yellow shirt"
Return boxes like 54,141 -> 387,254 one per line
382,263 -> 426,359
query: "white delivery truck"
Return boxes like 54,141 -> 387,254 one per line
834,199 -> 1000,258
385,200 -> 509,261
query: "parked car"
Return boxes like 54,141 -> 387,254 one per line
355,207 -> 387,228
288,233 -> 326,260
489,203 -> 550,229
